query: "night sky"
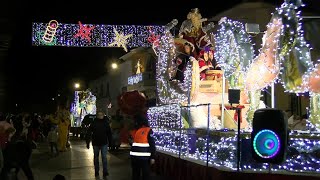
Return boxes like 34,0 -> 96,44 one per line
5,0 -> 295,111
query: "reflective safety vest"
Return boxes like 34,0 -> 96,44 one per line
130,126 -> 151,158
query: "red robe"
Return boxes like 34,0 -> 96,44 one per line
198,58 -> 213,80
181,29 -> 209,55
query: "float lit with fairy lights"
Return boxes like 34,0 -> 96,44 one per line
147,0 -> 320,175
31,0 -> 320,175
70,90 -> 96,127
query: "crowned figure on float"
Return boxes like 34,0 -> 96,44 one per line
179,8 -> 212,55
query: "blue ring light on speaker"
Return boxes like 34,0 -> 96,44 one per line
253,129 -> 280,159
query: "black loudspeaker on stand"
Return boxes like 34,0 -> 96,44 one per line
228,89 -> 241,171
251,108 -> 288,164
228,89 -> 241,104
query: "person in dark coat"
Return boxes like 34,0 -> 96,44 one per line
86,111 -> 113,178
173,41 -> 196,82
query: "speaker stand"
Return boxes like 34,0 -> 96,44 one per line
230,104 -> 242,172
268,163 -> 272,174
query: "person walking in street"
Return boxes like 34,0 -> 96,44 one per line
129,114 -> 156,180
86,111 -> 113,179
48,126 -> 59,156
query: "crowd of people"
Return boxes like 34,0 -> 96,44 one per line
0,105 -> 71,180
0,106 -> 156,180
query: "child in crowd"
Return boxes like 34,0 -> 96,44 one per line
47,126 -> 59,156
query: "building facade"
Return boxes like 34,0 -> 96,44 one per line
89,72 -> 122,116
89,47 -> 157,115
119,47 -> 157,105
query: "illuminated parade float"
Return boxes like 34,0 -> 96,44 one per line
147,1 -> 320,179
70,90 -> 96,127
31,0 -> 320,178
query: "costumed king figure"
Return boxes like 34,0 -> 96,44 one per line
179,8 -> 211,54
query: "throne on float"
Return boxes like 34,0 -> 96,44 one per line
187,60 -> 249,130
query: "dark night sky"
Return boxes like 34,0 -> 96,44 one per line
6,0 -> 247,108
6,0 -> 298,111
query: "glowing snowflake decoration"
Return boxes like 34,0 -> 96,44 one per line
147,26 -> 160,47
74,21 -> 95,43
108,28 -> 133,52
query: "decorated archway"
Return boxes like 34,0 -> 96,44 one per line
32,20 -> 165,52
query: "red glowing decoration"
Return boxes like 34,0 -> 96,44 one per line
118,90 -> 147,116
74,21 -> 95,43
225,105 -> 245,123
147,26 -> 160,47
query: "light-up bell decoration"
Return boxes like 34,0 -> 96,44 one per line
42,20 -> 59,43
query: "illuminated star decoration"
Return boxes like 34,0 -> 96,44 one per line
74,21 -> 95,43
108,28 -> 133,52
147,26 -> 160,47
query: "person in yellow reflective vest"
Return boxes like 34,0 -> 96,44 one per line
129,114 -> 155,180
